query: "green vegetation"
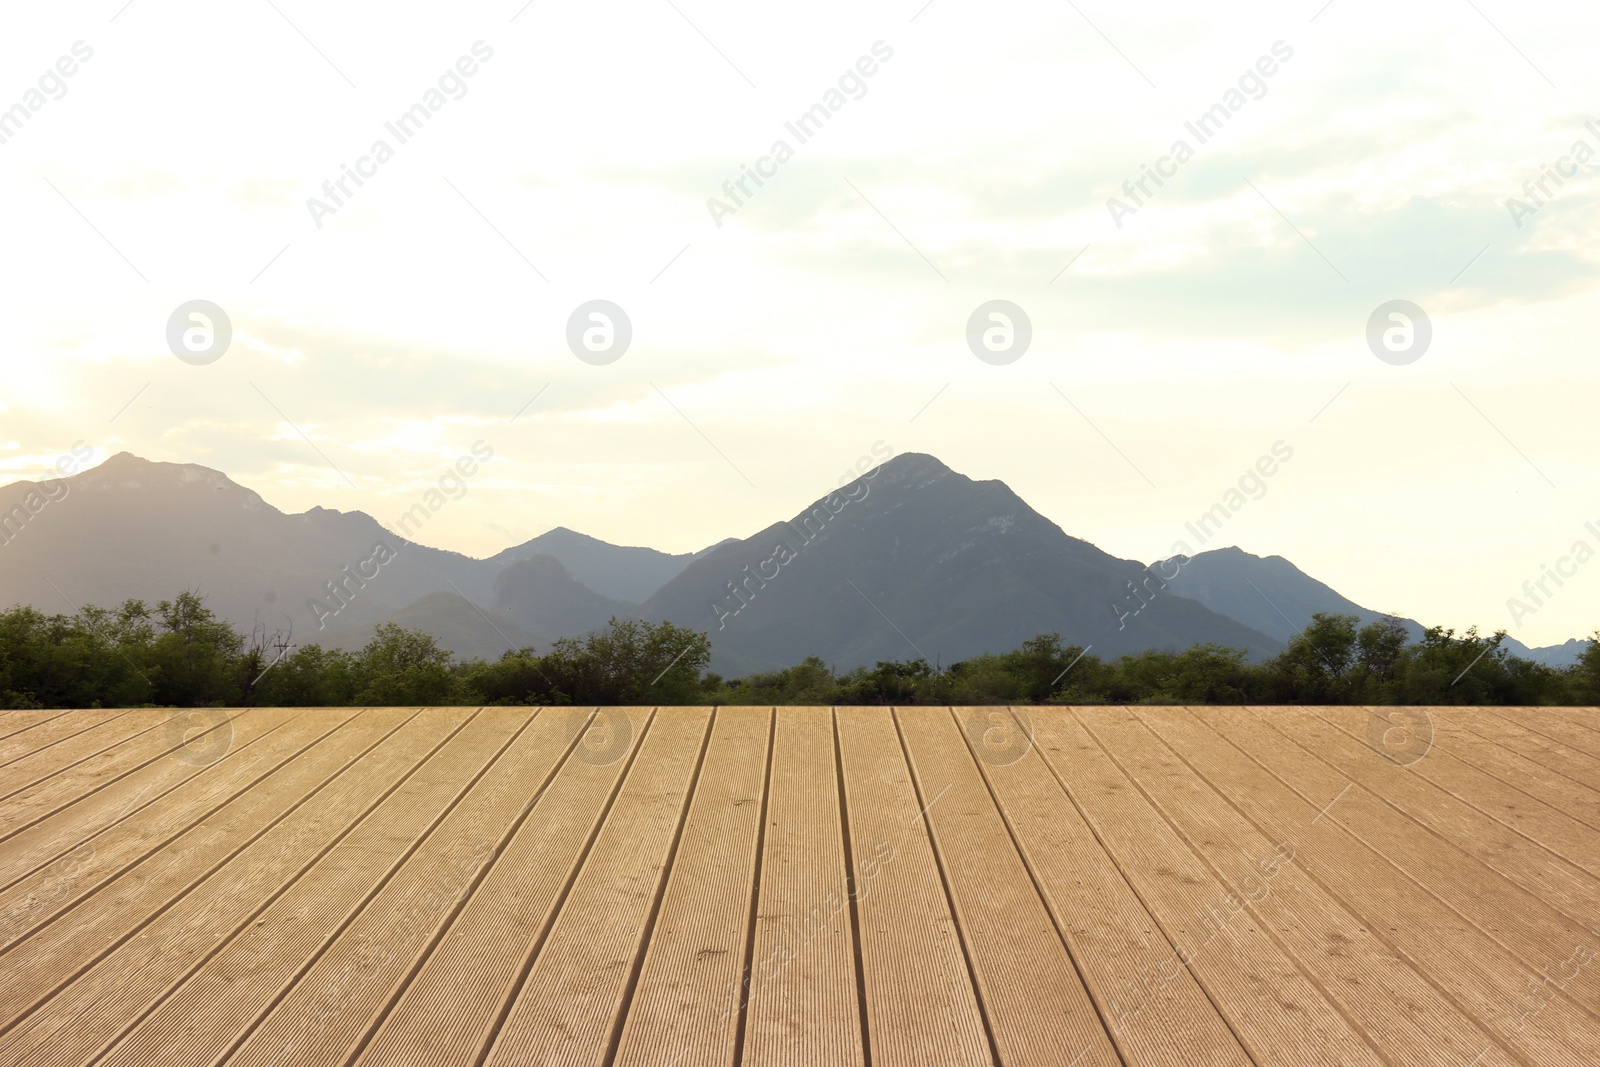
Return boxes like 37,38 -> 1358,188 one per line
0,592 -> 1596,708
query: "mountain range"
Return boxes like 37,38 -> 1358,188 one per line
0,451 -> 1583,672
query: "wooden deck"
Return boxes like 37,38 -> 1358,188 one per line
2,705 -> 1598,1066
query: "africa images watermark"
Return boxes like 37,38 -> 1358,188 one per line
710,440 -> 893,631
706,40 -> 895,228
0,441 -> 95,548
1504,515 -> 1600,629
1107,40 -> 1295,229
1113,440 -> 1294,630
263,840 -> 499,1067
1114,840 -> 1295,1027
307,540 -> 400,632
0,40 -> 94,148
1505,117 -> 1600,229
1,846 -> 96,949
712,838 -> 896,1033
307,440 -> 494,630
1510,940 -> 1596,1033
305,41 -> 495,228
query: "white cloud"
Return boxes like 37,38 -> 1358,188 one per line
1,0 -> 1597,643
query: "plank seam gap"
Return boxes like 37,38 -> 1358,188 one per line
1478,710 -> 1600,758
1449,715 -> 1600,813
0,708 -> 140,771
832,707 -> 875,1067
954,707 -> 1137,1067
472,707 -> 659,1067
0,708 -> 270,833
1088,710 -> 1440,1067
888,706 -> 1003,1067
0,716 -> 170,804
1154,707 -> 1539,1067
602,707 -> 717,1067
0,706 -> 368,986
729,706 -> 777,1067
1020,708 -> 1263,1067
1313,707 -> 1600,884
1232,709 -> 1600,1024
1266,707 -> 1600,944
0,710 -> 305,866
210,707 -> 534,1066
347,706 -> 596,1065
1397,713 -> 1600,836
1066,709 -> 1404,1067
0,707 -> 83,744
54,707 -> 438,1060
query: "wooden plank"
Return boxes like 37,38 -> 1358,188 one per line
610,706 -> 772,1067
94,706 -> 516,1067
12,703 -> 1594,1067
1262,704 -> 1600,941
1162,706 -> 1600,1065
0,708 -> 351,956
353,708 -> 652,1067
897,706 -> 1121,1066
1546,707 -> 1600,730
1429,712 -> 1600,829
960,707 -> 1252,1067
0,706 -> 268,822
1203,706 -> 1600,1014
1493,707 -> 1600,758
0,707 -> 388,1029
0,709 -> 165,799
834,705 -> 991,1067
1450,710 -> 1600,793
0,708 -> 81,743
1031,708 -> 1385,1066
0,708 -> 128,766
1080,706 -> 1520,1067
1321,707 -> 1600,879
481,707 -> 714,1067
0,707 -> 297,890
219,708 -> 568,1067
741,707 -> 865,1067
0,705 -> 474,1067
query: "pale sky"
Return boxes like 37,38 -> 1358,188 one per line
1,0 -> 1597,645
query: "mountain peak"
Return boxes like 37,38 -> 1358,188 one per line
76,451 -> 250,498
486,526 -> 696,603
97,450 -> 204,471
872,451 -> 953,481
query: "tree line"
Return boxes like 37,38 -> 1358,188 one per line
1,591 -> 1596,708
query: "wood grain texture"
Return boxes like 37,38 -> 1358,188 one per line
835,705 -> 992,1067
1032,708 -> 1386,1067
482,707 -> 713,1067
96,707 -> 505,1067
0,706 -> 298,890
0,707 -> 454,1067
610,706 -> 772,1067
1299,706 -> 1600,934
1199,706 -> 1600,1020
741,706 -> 865,1067
1,705 -> 1597,1067
0,709 -> 164,799
1139,706 -> 1600,1065
1088,706 -> 1521,1067
353,707 -> 652,1067
959,706 -> 1252,1067
897,706 -> 1122,1067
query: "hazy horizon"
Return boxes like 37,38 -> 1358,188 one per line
3,1 -> 1598,645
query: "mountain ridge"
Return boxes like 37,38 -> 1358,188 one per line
641,452 -> 1287,672
0,451 -> 1584,669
